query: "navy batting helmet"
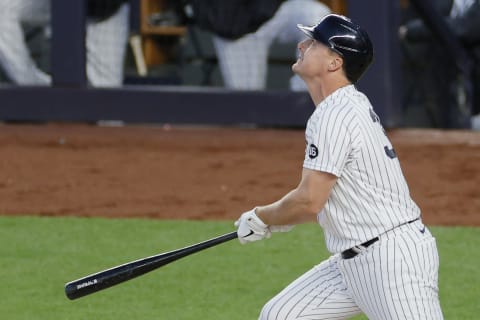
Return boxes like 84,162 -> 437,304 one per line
297,14 -> 374,83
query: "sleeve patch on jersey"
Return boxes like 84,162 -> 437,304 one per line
308,144 -> 319,159
384,146 -> 397,159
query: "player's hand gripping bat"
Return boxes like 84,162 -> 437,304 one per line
65,231 -> 238,300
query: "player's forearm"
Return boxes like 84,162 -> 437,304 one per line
256,188 -> 320,226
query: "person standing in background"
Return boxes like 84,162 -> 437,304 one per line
0,0 -> 130,87
399,0 -> 480,128
184,0 -> 331,91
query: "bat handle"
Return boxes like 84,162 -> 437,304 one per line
212,231 -> 238,243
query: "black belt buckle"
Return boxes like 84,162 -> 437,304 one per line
341,237 -> 379,259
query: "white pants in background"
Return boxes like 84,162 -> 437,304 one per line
86,3 -> 130,87
0,0 -> 129,87
213,0 -> 331,90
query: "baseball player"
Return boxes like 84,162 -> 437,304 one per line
0,0 -> 129,86
235,14 -> 444,319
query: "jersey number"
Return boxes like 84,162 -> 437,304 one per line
370,108 -> 397,159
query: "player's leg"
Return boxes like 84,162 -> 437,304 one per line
339,220 -> 443,320
85,2 -> 129,87
259,255 -> 362,320
0,0 -> 51,85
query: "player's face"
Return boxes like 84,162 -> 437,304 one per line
292,38 -> 337,80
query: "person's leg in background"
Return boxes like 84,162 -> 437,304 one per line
86,2 -> 130,87
211,1 -> 288,90
0,0 -> 51,85
212,33 -> 270,90
421,44 -> 452,127
469,50 -> 480,129
272,0 -> 331,91
213,0 -> 330,90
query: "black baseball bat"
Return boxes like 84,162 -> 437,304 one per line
65,231 -> 238,300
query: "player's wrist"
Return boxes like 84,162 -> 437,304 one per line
254,207 -> 268,224
255,206 -> 294,232
234,208 -> 271,244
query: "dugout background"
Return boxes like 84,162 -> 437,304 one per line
0,0 -> 409,128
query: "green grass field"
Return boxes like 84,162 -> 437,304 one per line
0,216 -> 478,319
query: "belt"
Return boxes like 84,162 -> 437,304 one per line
341,218 -> 420,259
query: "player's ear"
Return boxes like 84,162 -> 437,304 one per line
328,55 -> 343,72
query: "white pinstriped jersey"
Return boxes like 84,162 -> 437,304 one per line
303,85 -> 420,253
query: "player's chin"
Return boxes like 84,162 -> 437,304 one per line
292,60 -> 302,74
292,59 -> 301,73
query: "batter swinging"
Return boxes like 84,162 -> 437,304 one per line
235,14 -> 443,319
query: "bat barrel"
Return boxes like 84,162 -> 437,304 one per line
65,231 -> 238,300
65,258 -> 156,300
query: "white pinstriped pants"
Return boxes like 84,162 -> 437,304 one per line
86,3 -> 130,87
259,220 -> 443,319
212,0 -> 330,90
0,0 -> 129,87
0,0 -> 51,85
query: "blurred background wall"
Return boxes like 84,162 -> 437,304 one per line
0,0 -> 477,129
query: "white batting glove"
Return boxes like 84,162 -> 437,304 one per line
234,209 -> 271,244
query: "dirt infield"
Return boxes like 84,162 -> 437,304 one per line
0,124 -> 478,226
